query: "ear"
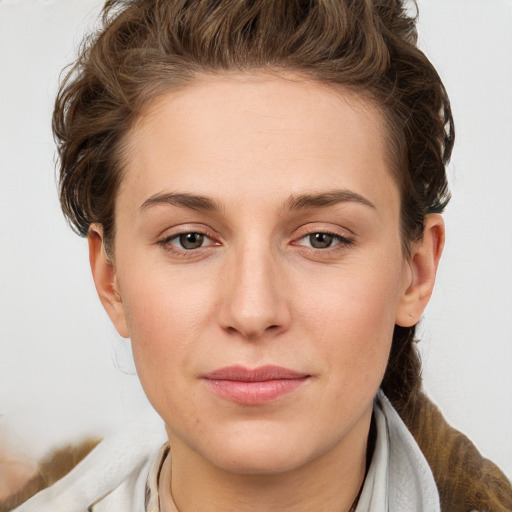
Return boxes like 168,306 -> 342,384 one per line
395,214 -> 445,327
88,224 -> 129,338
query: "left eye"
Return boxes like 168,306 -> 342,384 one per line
171,232 -> 210,250
297,232 -> 345,249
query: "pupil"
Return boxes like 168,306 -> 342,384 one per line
310,233 -> 333,249
180,233 -> 204,249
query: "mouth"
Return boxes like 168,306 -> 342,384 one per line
201,365 -> 310,405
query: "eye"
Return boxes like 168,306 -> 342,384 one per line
306,233 -> 337,249
293,231 -> 353,250
176,232 -> 207,249
170,232 -> 211,250
157,230 -> 219,254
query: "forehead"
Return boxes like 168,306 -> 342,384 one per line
118,73 -> 398,216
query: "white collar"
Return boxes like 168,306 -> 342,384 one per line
356,391 -> 440,512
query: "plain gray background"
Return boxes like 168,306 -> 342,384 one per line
1,0 -> 511,478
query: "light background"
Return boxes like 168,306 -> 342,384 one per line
1,0 -> 511,478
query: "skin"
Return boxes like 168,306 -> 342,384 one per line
89,74 -> 444,512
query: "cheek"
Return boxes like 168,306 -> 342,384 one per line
117,266 -> 215,391
120,252 -> 215,331
296,257 -> 404,387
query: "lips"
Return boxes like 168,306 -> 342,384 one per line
201,365 -> 310,405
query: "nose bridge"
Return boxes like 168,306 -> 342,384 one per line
219,238 -> 289,339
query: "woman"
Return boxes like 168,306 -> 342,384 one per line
5,0 -> 511,511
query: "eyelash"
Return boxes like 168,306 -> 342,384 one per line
157,229 -> 354,256
292,231 -> 354,251
157,229 -> 219,256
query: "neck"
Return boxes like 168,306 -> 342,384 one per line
160,412 -> 372,512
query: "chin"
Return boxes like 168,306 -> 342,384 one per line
212,445 -> 313,476
198,424 -> 331,476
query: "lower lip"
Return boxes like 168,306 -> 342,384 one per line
203,378 -> 309,405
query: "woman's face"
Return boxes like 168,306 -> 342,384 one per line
99,74 -> 414,475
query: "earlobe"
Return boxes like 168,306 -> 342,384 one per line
88,224 -> 129,338
395,214 -> 445,327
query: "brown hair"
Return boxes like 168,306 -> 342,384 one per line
53,0 -> 452,438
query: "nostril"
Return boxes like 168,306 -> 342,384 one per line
224,323 -> 281,341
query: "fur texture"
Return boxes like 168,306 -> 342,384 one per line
0,439 -> 99,512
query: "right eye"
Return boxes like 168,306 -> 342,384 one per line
301,232 -> 339,249
172,232 -> 208,250
160,231 -> 216,251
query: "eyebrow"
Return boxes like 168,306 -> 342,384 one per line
284,190 -> 376,211
139,188 -> 375,214
140,192 -> 221,212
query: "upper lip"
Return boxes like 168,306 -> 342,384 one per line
202,365 -> 309,382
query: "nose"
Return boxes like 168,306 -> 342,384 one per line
218,245 -> 291,341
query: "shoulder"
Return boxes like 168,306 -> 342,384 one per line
4,419 -> 166,512
399,391 -> 512,512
